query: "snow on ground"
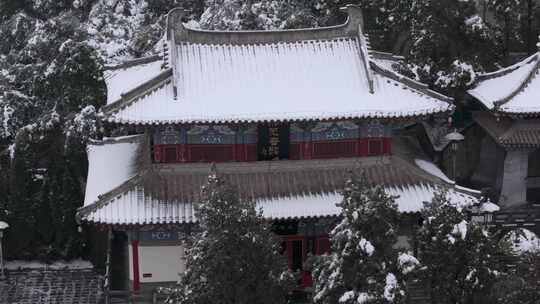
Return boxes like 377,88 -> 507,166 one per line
5,259 -> 93,271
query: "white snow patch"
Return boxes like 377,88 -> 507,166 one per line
358,238 -> 375,256
452,220 -> 468,240
398,252 -> 419,274
505,228 -> 540,254
357,293 -> 372,304
339,291 -> 356,303
384,273 -> 398,301
415,159 -> 453,184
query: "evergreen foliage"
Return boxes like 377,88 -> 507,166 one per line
494,250 -> 540,304
415,190 -> 508,304
401,0 -> 502,96
0,0 -> 104,260
312,174 -> 415,304
488,0 -> 540,55
161,171 -> 294,304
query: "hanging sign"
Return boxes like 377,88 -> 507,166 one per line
257,123 -> 290,160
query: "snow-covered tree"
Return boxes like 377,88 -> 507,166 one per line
161,170 -> 294,304
492,229 -> 540,304
402,0 -> 502,95
312,174 -> 411,304
0,1 -> 104,260
416,190 -> 508,304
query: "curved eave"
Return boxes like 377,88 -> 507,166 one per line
468,53 -> 540,111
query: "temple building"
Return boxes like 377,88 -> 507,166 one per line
77,6 -> 482,299
466,43 -> 540,209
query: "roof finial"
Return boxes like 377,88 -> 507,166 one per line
340,5 -> 365,36
166,8 -> 190,100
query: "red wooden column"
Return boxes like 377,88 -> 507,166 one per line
132,240 -> 140,292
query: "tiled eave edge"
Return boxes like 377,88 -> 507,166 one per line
102,110 -> 453,126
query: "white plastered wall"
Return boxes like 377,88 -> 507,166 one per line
129,244 -> 186,283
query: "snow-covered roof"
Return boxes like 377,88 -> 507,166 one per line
78,184 -> 477,225
77,136 -> 480,225
468,52 -> 540,115
100,6 -> 452,125
104,56 -> 163,105
83,135 -> 142,206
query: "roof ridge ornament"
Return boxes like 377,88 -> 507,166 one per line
166,8 -> 191,100
342,5 -> 374,94
165,5 -> 364,46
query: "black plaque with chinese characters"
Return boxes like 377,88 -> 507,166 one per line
257,123 -> 290,160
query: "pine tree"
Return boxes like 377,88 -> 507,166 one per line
487,0 -> 526,57
162,170 -> 294,304
416,190 -> 508,304
6,130 -> 40,258
312,174 -> 412,304
402,0 -> 502,96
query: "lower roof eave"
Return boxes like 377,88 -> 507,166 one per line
103,109 -> 452,126
80,211 -> 425,229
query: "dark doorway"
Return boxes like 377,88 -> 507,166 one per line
111,231 -> 128,290
291,239 -> 304,271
